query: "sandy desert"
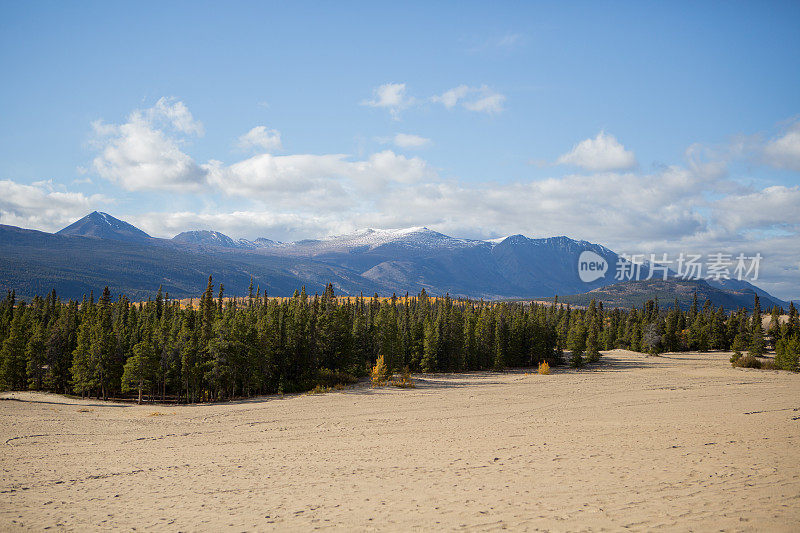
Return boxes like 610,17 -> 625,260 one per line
1,349 -> 799,531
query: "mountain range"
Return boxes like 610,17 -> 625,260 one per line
0,211 -> 789,310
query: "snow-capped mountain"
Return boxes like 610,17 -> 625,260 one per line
56,211 -> 152,243
173,230 -> 281,250
173,230 -> 258,249
275,227 -> 487,255
0,211 -> 787,309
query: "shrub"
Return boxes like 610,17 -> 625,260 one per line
569,352 -> 584,368
732,354 -> 762,369
538,361 -> 550,375
371,355 -> 392,387
309,384 -> 332,394
391,366 -> 415,388
761,359 -> 777,370
730,351 -> 743,364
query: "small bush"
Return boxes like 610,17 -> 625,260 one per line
569,353 -> 584,368
761,359 -> 777,370
732,354 -> 762,369
391,366 -> 415,388
538,361 -> 550,375
730,351 -> 743,364
371,355 -> 392,387
309,384 -> 332,394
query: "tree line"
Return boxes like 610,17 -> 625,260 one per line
0,278 -> 798,402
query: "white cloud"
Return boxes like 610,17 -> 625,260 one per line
0,180 -> 106,231
463,91 -> 505,114
556,131 -> 637,171
713,185 -> 800,232
148,97 -> 204,135
362,83 -> 414,120
363,83 -> 506,117
207,149 -> 433,200
763,120 -> 800,171
132,210 -> 354,243
432,85 -> 505,114
393,133 -> 431,148
91,99 -> 208,191
432,85 -> 470,109
237,126 -> 282,152
80,99 -> 800,300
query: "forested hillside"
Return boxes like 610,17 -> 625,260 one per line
1,280 -> 798,403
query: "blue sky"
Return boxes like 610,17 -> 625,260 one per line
1,1 -> 799,299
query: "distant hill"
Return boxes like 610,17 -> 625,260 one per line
0,212 -> 790,307
56,211 -> 152,243
553,278 -> 788,311
0,224 -> 313,302
173,230 -> 279,250
173,230 -> 255,249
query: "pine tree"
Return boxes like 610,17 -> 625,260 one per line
493,313 -> 508,371
421,318 -> 439,372
122,339 -> 157,404
749,294 -> 765,357
0,306 -> 28,390
70,308 -> 97,397
774,335 -> 799,371
25,321 -> 46,390
567,313 -> 585,367
584,300 -> 601,363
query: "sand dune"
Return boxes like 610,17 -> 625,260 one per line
1,350 -> 799,531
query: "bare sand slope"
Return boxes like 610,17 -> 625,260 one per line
1,350 -> 799,531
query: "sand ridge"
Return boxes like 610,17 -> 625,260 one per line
1,349 -> 799,531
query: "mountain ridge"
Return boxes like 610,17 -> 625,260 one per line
0,212 -> 788,309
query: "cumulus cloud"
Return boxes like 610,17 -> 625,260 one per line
393,133 -> 431,148
431,85 -> 505,114
361,83 -> 414,119
131,210 -> 354,243
713,185 -> 800,232
90,99 -> 434,199
148,97 -> 204,135
763,120 -> 800,171
0,180 -> 106,231
206,150 -> 433,200
556,131 -> 637,171
236,126 -> 282,152
91,98 -> 208,191
79,99 -> 799,299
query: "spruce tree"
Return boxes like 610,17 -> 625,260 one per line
0,306 -> 28,390
122,339 -> 157,404
749,294 -> 765,357
25,321 -> 46,390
